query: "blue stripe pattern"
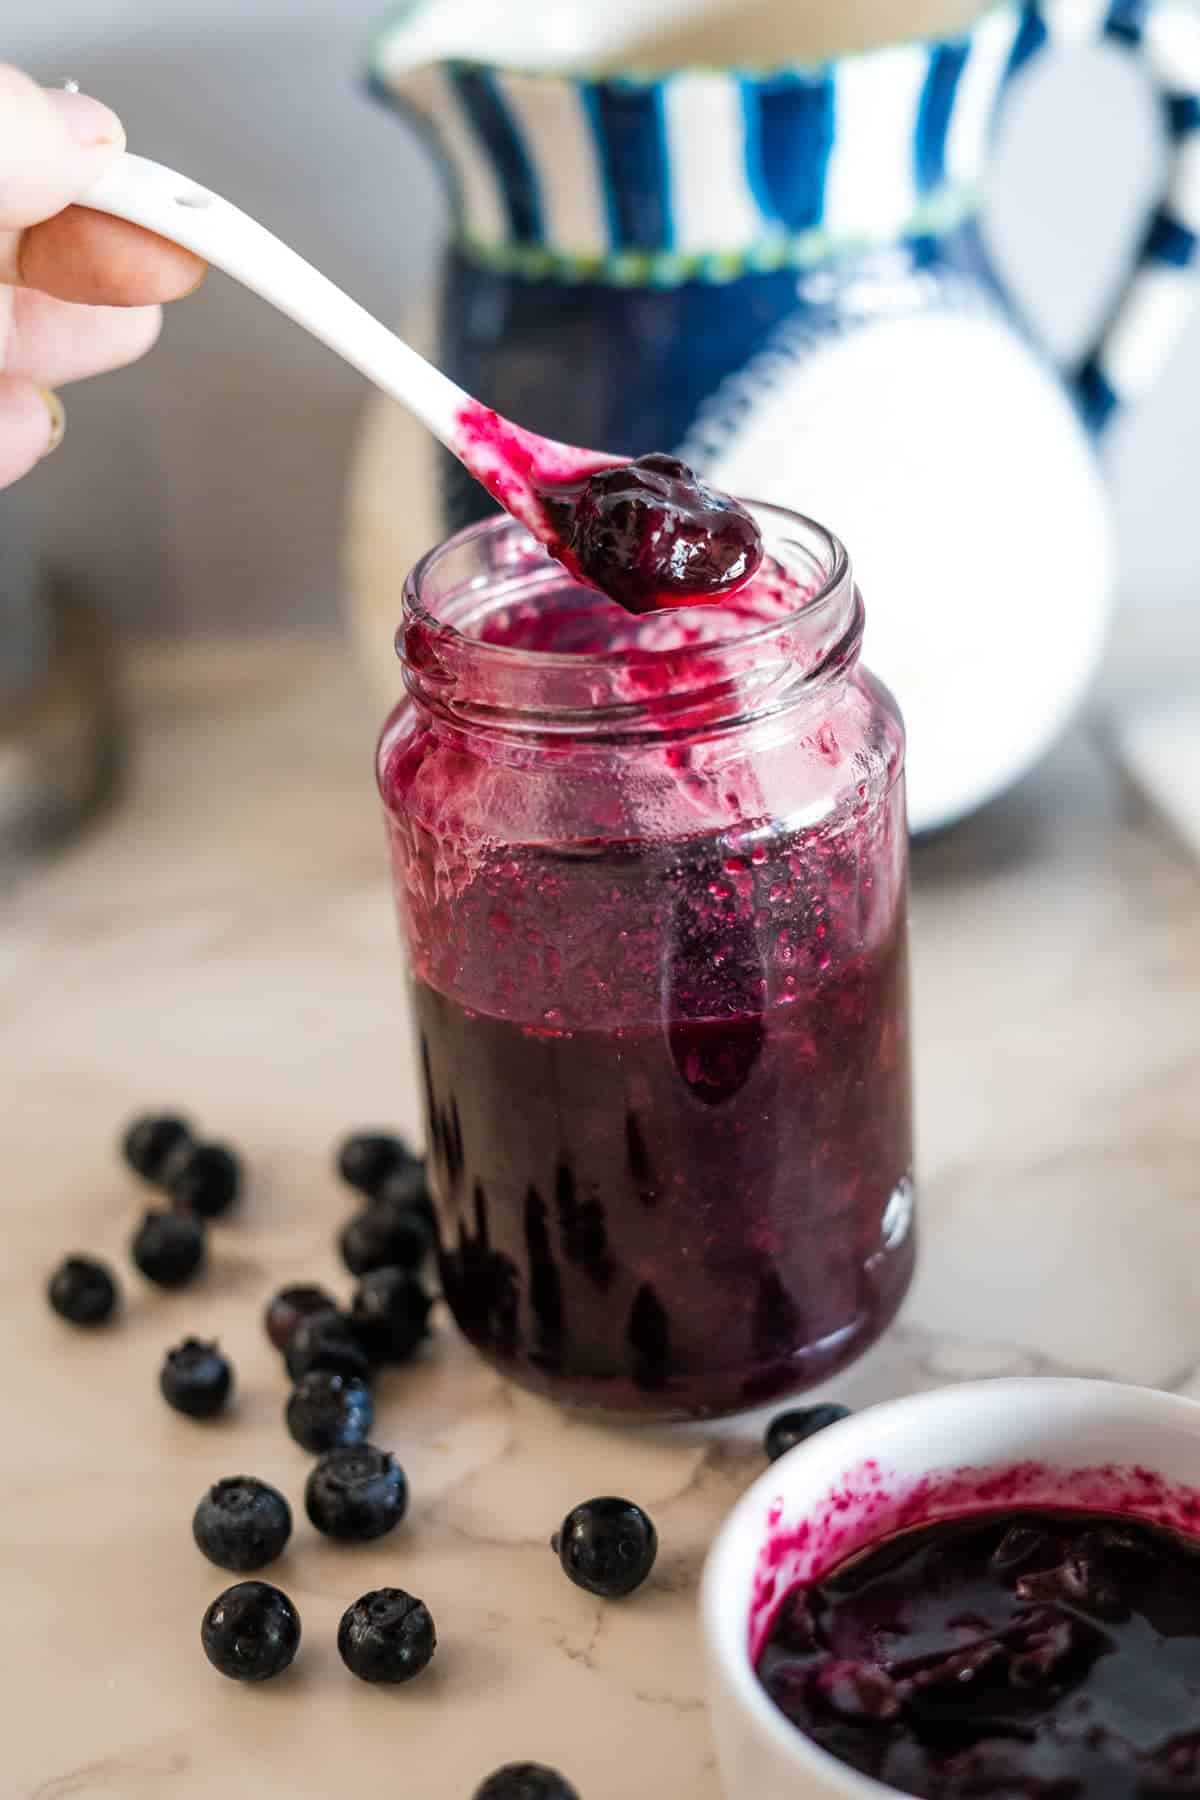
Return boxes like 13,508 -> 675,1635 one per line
1166,93 -> 1200,139
1006,5 -> 1049,80
743,74 -> 835,234
583,84 -> 674,252
1104,0 -> 1148,51
1077,357 -> 1120,432
448,67 -> 544,245
915,42 -> 970,193
1144,207 -> 1199,268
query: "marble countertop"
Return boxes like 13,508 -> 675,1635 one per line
3,638 -> 1200,1799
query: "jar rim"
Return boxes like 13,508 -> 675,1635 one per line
397,501 -> 861,738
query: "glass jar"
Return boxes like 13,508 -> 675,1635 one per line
377,504 -> 914,1419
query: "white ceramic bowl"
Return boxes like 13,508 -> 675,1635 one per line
701,1378 -> 1200,1800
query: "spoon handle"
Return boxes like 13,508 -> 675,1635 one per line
82,153 -> 470,450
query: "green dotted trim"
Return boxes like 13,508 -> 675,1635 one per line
455,186 -> 979,288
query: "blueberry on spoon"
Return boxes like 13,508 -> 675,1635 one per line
545,453 -> 764,615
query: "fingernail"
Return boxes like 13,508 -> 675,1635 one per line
45,86 -> 125,151
39,390 -> 66,458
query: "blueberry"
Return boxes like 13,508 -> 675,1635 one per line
351,1268 -> 433,1364
160,1338 -> 233,1419
166,1143 -> 241,1220
305,1444 -> 407,1542
636,453 -> 691,479
339,1198 -> 432,1278
553,1497 -> 657,1599
121,1113 -> 192,1185
286,1370 -> 373,1454
764,1404 -> 851,1462
47,1255 -> 118,1326
193,1476 -> 292,1572
201,1581 -> 300,1682
336,1132 -> 419,1200
990,1524 -> 1051,1573
284,1310 -> 371,1383
264,1283 -> 338,1352
473,1765 -> 580,1800
563,453 -> 763,615
375,1162 -> 437,1233
815,1660 -> 901,1722
337,1588 -> 436,1684
130,1209 -> 205,1288
1016,1558 -> 1130,1623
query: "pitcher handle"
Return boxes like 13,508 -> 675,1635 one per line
997,0 -> 1200,432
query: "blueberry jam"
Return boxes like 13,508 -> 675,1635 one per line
757,1511 -> 1200,1800
382,507 -> 912,1417
413,896 -> 910,1416
541,454 -> 764,615
453,404 -> 763,614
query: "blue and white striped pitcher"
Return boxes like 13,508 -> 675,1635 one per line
355,0 -> 1200,832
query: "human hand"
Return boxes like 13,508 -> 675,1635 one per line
1,66 -> 205,488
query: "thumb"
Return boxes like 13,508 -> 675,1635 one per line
0,67 -> 125,232
0,378 -> 63,488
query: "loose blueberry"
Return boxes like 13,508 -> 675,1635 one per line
166,1142 -> 241,1220
160,1337 -> 233,1419
339,1198 -> 432,1278
764,1404 -> 851,1462
201,1580 -> 300,1682
47,1254 -> 118,1326
264,1283 -> 338,1352
131,1208 -> 205,1289
559,453 -> 764,615
553,1497 -> 657,1599
351,1267 -> 433,1364
284,1310 -> 371,1383
375,1163 -> 437,1234
337,1588 -> 436,1684
121,1113 -> 192,1185
336,1131 -> 419,1200
193,1476 -> 292,1572
305,1444 -> 407,1542
474,1765 -> 580,1800
286,1370 -> 373,1454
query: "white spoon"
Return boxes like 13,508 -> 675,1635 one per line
82,152 -> 765,609
81,152 -> 614,544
